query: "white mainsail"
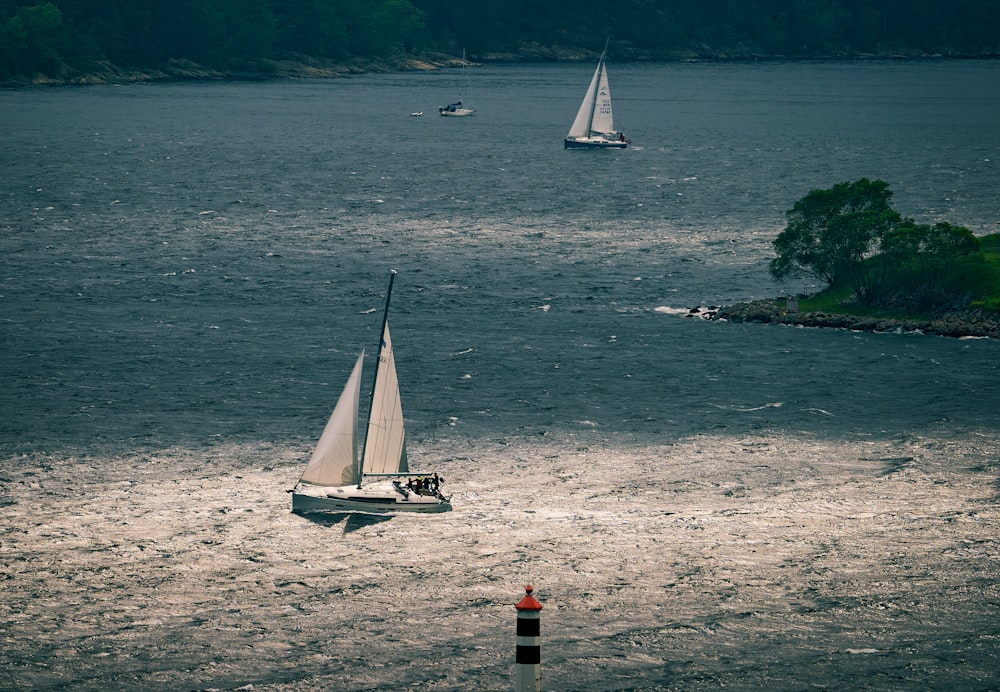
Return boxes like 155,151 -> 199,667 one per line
362,324 -> 408,475
567,58 -> 616,139
298,351 -> 364,487
591,62 -> 615,135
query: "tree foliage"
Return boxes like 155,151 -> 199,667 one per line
1,1 -> 70,76
770,178 -> 902,304
2,0 -> 998,81
881,220 -> 981,311
772,179 -> 985,311
0,0 -> 427,79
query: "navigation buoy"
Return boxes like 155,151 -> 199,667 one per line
514,584 -> 543,692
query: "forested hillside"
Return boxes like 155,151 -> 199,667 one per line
2,0 -> 998,83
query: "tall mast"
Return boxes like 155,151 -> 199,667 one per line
462,48 -> 473,109
358,269 -> 397,487
587,39 -> 610,136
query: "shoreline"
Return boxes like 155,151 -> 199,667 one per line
5,54 -> 471,87
4,49 -> 998,88
696,300 -> 1000,339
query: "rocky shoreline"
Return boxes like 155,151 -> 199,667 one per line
690,300 -> 1000,339
7,45 -> 998,88
2,44 -> 608,87
11,53 -> 476,87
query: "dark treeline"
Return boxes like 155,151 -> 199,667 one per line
2,0 -> 998,82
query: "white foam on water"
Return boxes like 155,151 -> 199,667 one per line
2,431 -> 998,689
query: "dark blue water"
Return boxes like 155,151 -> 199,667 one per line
3,59 -> 1000,692
2,60 -> 1000,454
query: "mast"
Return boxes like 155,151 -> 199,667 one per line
358,269 -> 397,487
587,39 -> 610,136
462,48 -> 473,111
584,58 -> 598,136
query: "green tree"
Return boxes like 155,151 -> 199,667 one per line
0,15 -> 28,78
346,0 -> 424,55
221,0 -> 274,64
881,220 -> 980,310
11,1 -> 69,75
271,0 -> 349,60
770,178 -> 902,304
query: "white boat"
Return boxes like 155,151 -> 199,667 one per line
439,50 -> 475,117
291,271 -> 451,515
439,100 -> 473,117
564,44 -> 629,149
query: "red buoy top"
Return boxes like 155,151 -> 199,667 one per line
515,584 -> 543,612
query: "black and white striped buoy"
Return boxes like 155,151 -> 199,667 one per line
514,584 -> 543,692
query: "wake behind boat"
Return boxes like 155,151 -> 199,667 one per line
564,43 -> 628,149
291,271 -> 451,515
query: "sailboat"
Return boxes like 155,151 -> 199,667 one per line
564,44 -> 629,149
439,50 -> 475,117
291,271 -> 452,514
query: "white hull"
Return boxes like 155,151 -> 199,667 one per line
292,484 -> 451,514
564,136 -> 628,149
439,107 -> 475,117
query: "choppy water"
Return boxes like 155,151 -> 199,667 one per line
1,61 -> 999,690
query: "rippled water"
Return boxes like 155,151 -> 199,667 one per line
3,60 -> 1000,451
1,61 -> 999,690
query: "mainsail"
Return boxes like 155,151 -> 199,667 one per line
362,324 -> 408,475
591,62 -> 615,135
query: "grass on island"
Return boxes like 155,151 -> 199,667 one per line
791,232 -> 1000,321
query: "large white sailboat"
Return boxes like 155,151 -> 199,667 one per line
564,45 -> 628,149
291,271 -> 451,514
439,49 -> 475,117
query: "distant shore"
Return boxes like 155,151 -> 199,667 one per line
7,54 -> 470,87
694,300 -> 1000,339
5,47 -> 998,88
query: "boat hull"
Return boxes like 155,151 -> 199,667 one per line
439,108 -> 475,117
564,137 -> 628,149
291,485 -> 452,515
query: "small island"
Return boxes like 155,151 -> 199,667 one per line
705,179 -> 1000,339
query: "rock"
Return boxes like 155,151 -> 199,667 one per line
710,300 -> 1000,339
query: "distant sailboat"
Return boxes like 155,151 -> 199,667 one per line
564,44 -> 628,149
291,271 -> 451,514
439,49 -> 475,117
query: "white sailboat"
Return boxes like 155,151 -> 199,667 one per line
564,45 -> 629,149
439,49 -> 475,117
291,271 -> 451,514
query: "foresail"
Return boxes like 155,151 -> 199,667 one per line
590,63 -> 616,135
567,61 -> 602,138
299,351 -> 363,487
362,324 -> 406,475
